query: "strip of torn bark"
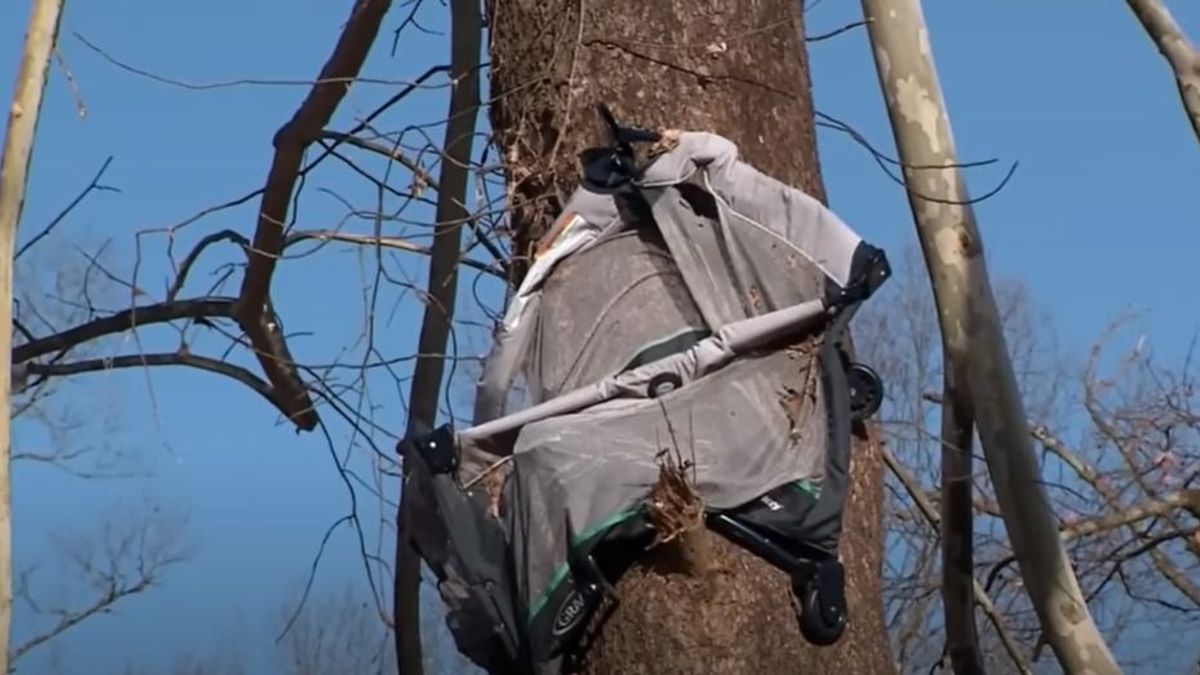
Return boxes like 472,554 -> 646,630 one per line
0,1 -> 68,670
859,1 -> 1121,673
236,0 -> 393,431
1127,0 -> 1200,147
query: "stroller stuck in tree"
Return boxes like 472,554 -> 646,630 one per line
402,106 -> 891,675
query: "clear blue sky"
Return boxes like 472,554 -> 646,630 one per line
2,1 -> 1197,673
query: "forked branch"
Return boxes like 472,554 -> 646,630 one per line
236,0 -> 394,432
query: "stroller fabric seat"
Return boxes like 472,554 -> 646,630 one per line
403,128 -> 891,674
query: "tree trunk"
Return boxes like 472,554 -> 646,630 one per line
859,1 -> 1120,673
486,2 -> 894,673
0,2 -> 67,671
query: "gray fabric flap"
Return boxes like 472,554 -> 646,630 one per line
641,131 -> 863,288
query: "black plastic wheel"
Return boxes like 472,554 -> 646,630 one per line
846,362 -> 883,421
796,577 -> 847,647
647,371 -> 683,398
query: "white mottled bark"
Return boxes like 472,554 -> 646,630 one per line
858,2 -> 1122,673
1127,0 -> 1200,146
0,1 -> 67,670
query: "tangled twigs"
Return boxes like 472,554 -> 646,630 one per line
647,405 -> 710,578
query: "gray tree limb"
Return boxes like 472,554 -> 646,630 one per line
859,1 -> 1121,672
0,1 -> 68,669
1127,0 -> 1200,146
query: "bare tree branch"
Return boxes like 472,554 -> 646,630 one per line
1127,0 -> 1200,146
15,155 -> 117,261
12,297 -> 236,364
927,388 -> 1200,607
1036,417 -> 1200,600
166,230 -> 249,302
72,31 -> 429,92
285,230 -> 502,278
11,503 -> 188,665
881,447 -> 1034,675
12,575 -> 153,662
1065,490 -> 1200,539
236,0 -> 394,433
395,0 -> 482,671
22,352 -> 279,411
319,130 -> 436,190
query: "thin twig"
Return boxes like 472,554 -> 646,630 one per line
73,32 -> 441,92
15,156 -> 117,260
807,19 -> 871,42
285,230 -> 502,277
882,447 -> 1034,675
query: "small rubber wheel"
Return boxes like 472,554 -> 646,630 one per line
846,362 -> 883,421
647,372 -> 683,398
796,580 -> 847,647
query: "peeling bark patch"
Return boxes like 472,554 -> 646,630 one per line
893,75 -> 942,154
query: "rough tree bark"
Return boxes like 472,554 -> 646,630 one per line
395,0 -> 482,672
859,2 -> 1121,673
486,1 -> 894,673
0,1 -> 67,670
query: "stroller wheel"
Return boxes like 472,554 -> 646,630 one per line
846,362 -> 883,421
794,560 -> 847,646
647,372 -> 683,398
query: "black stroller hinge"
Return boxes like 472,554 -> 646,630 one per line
406,423 -> 459,475
582,104 -> 663,189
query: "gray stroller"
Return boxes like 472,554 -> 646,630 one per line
402,108 -> 890,674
